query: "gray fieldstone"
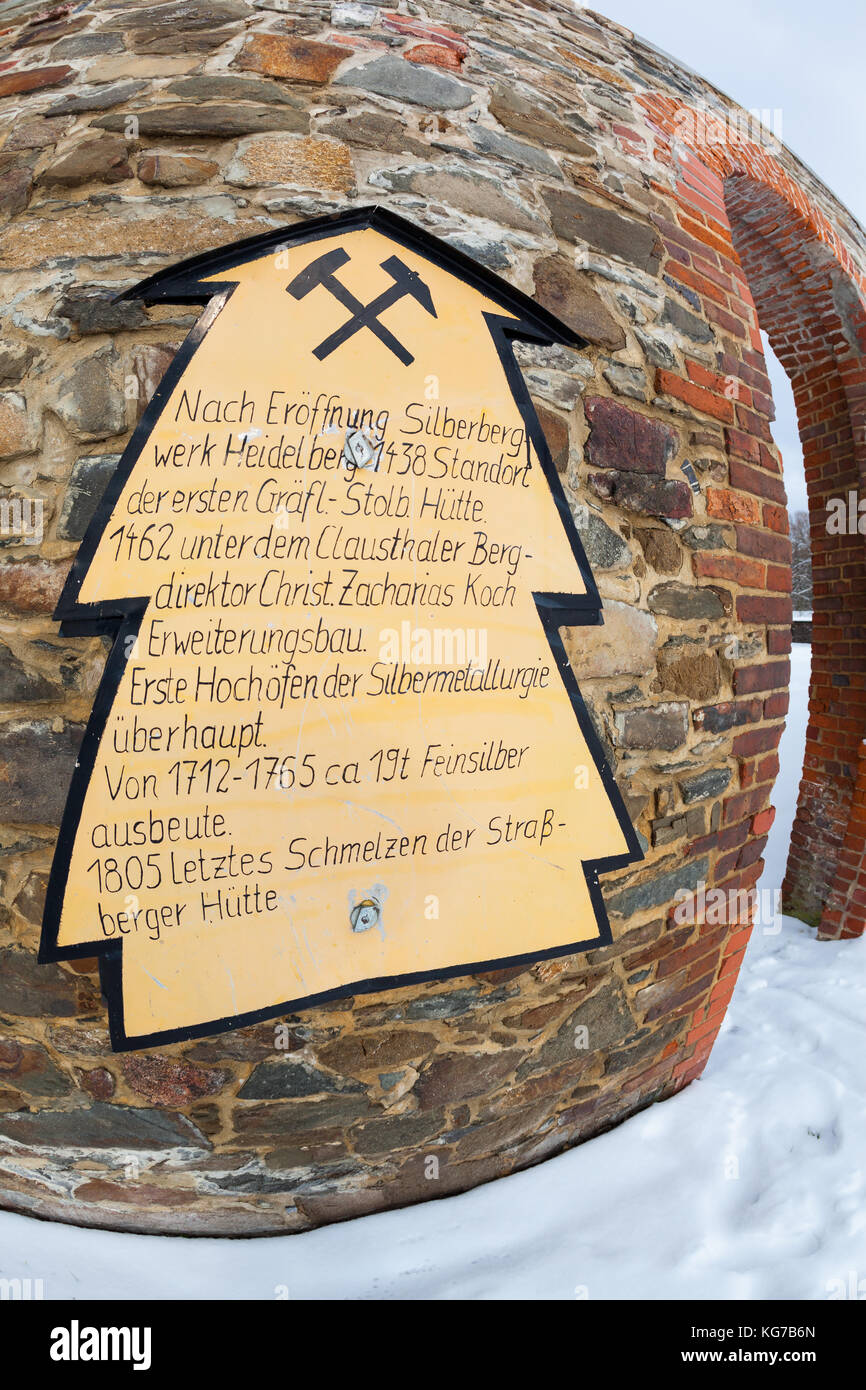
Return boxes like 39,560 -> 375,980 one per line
334,55 -> 473,109
682,524 -> 731,551
444,232 -> 511,270
103,0 -> 249,34
55,287 -> 146,336
615,702 -> 688,751
605,856 -> 710,919
661,295 -> 714,343
233,1095 -> 378,1139
405,988 -> 491,1020
352,1110 -> 446,1155
0,1102 -> 211,1151
47,81 -> 147,115
469,124 -> 561,177
96,105 -> 309,137
635,327 -> 678,369
0,947 -> 78,1018
679,766 -> 732,804
488,83 -> 594,154
543,187 -> 662,274
0,343 -> 36,384
166,75 -> 305,106
238,1061 -> 364,1100
0,642 -> 56,702
371,163 -> 543,233
574,510 -> 632,570
519,981 -> 633,1074
0,1038 -> 72,1098
58,453 -> 119,541
648,582 -> 726,620
603,362 -> 648,400
53,351 -> 125,439
49,33 -> 125,59
0,719 -> 85,821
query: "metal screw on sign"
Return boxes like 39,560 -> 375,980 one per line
350,899 -> 380,932
343,426 -> 380,470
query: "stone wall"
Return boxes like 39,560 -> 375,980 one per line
0,0 -> 863,1235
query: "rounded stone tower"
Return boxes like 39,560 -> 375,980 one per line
0,0 -> 863,1235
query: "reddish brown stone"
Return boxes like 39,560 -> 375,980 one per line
137,152 -> 218,187
12,17 -> 89,48
39,134 -> 131,187
0,65 -> 73,97
585,395 -> 679,476
5,116 -> 69,150
414,1051 -> 520,1109
502,999 -> 567,1030
534,256 -> 626,349
380,10 -> 468,53
316,1029 -> 438,1073
122,1055 -> 228,1106
534,403 -> 569,472
0,154 -> 35,219
0,559 -> 67,615
0,1037 -> 71,1097
588,470 -> 693,519
656,649 -> 721,700
186,1024 -> 300,1063
237,34 -> 347,84
74,1066 -> 116,1101
634,526 -> 682,574
405,43 -> 464,71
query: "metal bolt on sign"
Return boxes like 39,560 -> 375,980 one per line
350,898 -> 381,932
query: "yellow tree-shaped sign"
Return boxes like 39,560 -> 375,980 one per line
41,208 -> 642,1049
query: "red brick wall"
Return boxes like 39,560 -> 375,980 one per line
640,94 -> 866,951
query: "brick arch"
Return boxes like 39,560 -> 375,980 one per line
639,95 -> 866,938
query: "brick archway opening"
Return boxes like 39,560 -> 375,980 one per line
639,93 -> 866,940
722,176 -> 866,937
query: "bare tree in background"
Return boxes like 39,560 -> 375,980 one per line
790,510 -> 813,611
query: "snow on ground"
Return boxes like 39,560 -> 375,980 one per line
2,643 -> 865,1300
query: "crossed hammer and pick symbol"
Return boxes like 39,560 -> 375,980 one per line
286,247 -> 437,366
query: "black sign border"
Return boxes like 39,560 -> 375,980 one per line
39,204 -> 644,1051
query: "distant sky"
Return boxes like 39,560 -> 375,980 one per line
596,0 -> 866,516
597,0 -> 865,225
763,342 -> 806,513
